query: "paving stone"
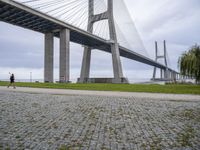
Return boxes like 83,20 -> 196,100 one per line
0,91 -> 200,150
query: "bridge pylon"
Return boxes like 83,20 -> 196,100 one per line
152,40 -> 170,81
78,0 -> 128,83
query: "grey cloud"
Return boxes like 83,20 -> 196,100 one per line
0,0 -> 200,80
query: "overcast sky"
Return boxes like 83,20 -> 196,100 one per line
0,0 -> 199,82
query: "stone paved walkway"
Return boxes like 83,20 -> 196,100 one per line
0,89 -> 200,150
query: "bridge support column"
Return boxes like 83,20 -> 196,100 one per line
59,29 -> 70,83
79,47 -> 91,83
152,68 -> 156,80
164,69 -> 169,80
181,75 -> 183,80
171,72 -> 173,81
160,69 -> 163,79
169,71 -> 171,80
79,0 -> 93,83
44,32 -> 54,82
175,73 -> 177,81
111,42 -> 124,82
174,73 -> 176,81
173,72 -> 176,81
108,0 -> 124,83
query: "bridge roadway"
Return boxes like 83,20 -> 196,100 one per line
0,0 -> 177,73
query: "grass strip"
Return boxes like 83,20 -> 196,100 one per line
0,81 -> 200,95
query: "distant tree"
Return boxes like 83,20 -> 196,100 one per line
178,44 -> 200,84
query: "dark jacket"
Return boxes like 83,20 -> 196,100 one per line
10,75 -> 15,82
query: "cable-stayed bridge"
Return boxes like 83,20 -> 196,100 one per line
0,0 -> 179,83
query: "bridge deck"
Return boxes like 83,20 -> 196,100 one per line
0,0 -> 176,72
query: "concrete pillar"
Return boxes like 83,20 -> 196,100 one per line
44,33 -> 54,83
173,72 -> 176,81
164,68 -> 168,80
108,0 -> 117,41
170,72 -> 172,80
160,69 -> 163,79
59,29 -> 70,83
171,72 -> 173,81
152,42 -> 158,80
172,72 -> 174,81
175,73 -> 177,81
79,0 -> 93,83
111,42 -> 123,80
108,0 -> 124,82
164,40 -> 168,67
175,73 -> 176,80
80,47 -> 91,82
152,67 -> 156,80
169,72 -> 172,80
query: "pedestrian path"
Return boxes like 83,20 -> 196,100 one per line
0,90 -> 200,149
0,86 -> 200,101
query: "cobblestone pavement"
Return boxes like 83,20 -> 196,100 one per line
0,91 -> 200,150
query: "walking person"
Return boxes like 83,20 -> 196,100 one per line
7,73 -> 16,89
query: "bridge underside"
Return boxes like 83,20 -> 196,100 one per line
0,0 -> 170,69
0,0 -> 179,83
0,0 -> 110,51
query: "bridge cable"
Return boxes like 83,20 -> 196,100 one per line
52,1 -> 84,17
62,0 -> 87,22
32,0 -> 65,9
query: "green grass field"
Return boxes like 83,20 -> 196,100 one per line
0,81 -> 200,95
